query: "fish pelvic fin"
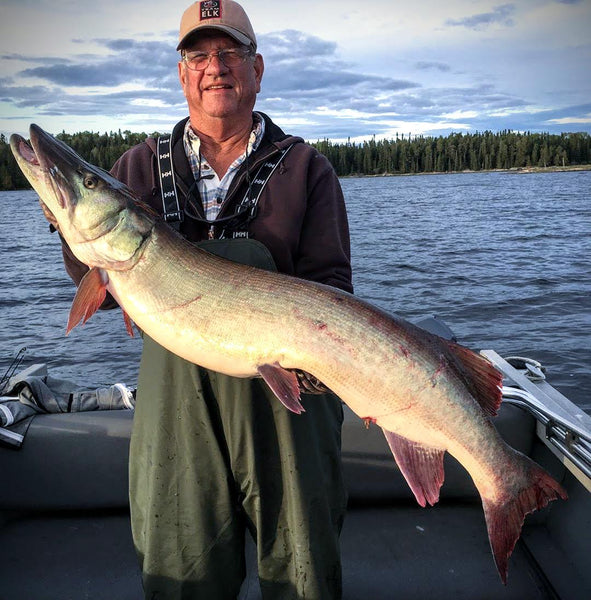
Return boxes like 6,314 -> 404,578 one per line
443,340 -> 503,418
66,267 -> 108,335
482,455 -> 567,584
382,429 -> 445,507
257,363 -> 305,414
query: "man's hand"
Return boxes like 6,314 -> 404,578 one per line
292,370 -> 330,394
38,198 -> 59,232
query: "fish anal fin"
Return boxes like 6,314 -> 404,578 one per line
482,457 -> 567,584
443,340 -> 503,417
382,429 -> 445,507
66,267 -> 108,335
257,362 -> 305,414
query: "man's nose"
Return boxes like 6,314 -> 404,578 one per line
205,52 -> 228,75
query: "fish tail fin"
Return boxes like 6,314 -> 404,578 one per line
481,455 -> 567,584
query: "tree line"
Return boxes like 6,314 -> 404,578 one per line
314,130 -> 591,176
0,129 -> 157,191
1,129 -> 590,190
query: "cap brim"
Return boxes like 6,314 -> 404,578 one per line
177,25 -> 254,51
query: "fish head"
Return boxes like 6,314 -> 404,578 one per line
10,124 -> 137,245
10,124 -> 152,269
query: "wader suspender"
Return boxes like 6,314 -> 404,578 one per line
157,135 -> 182,231
156,134 -> 294,238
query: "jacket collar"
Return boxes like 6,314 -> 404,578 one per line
146,114 -> 303,219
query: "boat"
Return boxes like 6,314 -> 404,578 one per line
1,317 -> 590,599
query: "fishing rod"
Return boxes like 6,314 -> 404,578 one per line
0,347 -> 27,394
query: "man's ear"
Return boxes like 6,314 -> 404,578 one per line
178,61 -> 189,97
254,54 -> 264,93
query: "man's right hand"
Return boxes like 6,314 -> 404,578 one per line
39,198 -> 59,232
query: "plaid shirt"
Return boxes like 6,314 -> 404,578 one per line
183,113 -> 265,231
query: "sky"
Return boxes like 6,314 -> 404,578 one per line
1,0 -> 590,142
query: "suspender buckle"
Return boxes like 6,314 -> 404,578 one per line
163,211 -> 183,222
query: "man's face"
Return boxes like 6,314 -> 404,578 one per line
178,31 -> 264,127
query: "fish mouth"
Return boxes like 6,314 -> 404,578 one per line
10,124 -> 74,210
10,134 -> 41,168
10,124 -> 53,170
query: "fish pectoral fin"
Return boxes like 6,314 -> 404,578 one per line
257,363 -> 305,414
382,429 -> 445,507
66,267 -> 108,335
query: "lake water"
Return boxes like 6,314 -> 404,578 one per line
1,171 -> 589,411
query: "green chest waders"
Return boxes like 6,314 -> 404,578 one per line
129,135 -> 347,600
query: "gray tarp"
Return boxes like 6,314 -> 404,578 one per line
0,372 -> 134,448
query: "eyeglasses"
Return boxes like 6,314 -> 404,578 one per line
182,48 -> 254,71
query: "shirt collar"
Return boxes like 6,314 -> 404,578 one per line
183,112 -> 265,170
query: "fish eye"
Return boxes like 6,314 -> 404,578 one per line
83,174 -> 99,189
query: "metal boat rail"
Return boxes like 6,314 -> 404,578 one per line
481,350 -> 591,491
502,386 -> 591,481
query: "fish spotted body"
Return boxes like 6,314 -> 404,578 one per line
10,124 -> 567,583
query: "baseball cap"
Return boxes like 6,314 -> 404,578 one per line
177,0 -> 257,51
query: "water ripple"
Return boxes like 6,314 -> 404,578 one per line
1,174 -> 590,410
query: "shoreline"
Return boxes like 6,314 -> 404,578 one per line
3,164 -> 590,192
340,164 -> 591,178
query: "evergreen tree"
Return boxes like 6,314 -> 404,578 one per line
1,129 -> 590,190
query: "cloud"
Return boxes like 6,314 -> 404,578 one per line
259,30 -> 338,62
1,53 -> 72,66
446,4 -> 516,30
0,78 -> 58,108
539,102 -> 591,126
0,35 -> 185,130
17,38 -> 178,88
258,30 -> 419,106
1,28 -> 424,136
2,18 -> 590,140
415,61 -> 452,72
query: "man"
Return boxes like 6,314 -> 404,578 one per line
60,1 -> 352,598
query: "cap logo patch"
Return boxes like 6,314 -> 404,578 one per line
199,0 -> 221,21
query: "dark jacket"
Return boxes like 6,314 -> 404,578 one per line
62,113 -> 353,294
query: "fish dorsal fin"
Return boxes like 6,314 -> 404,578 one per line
382,429 -> 445,507
66,267 -> 108,335
442,340 -> 503,418
257,363 -> 305,414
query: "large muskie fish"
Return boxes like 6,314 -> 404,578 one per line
11,124 -> 566,583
